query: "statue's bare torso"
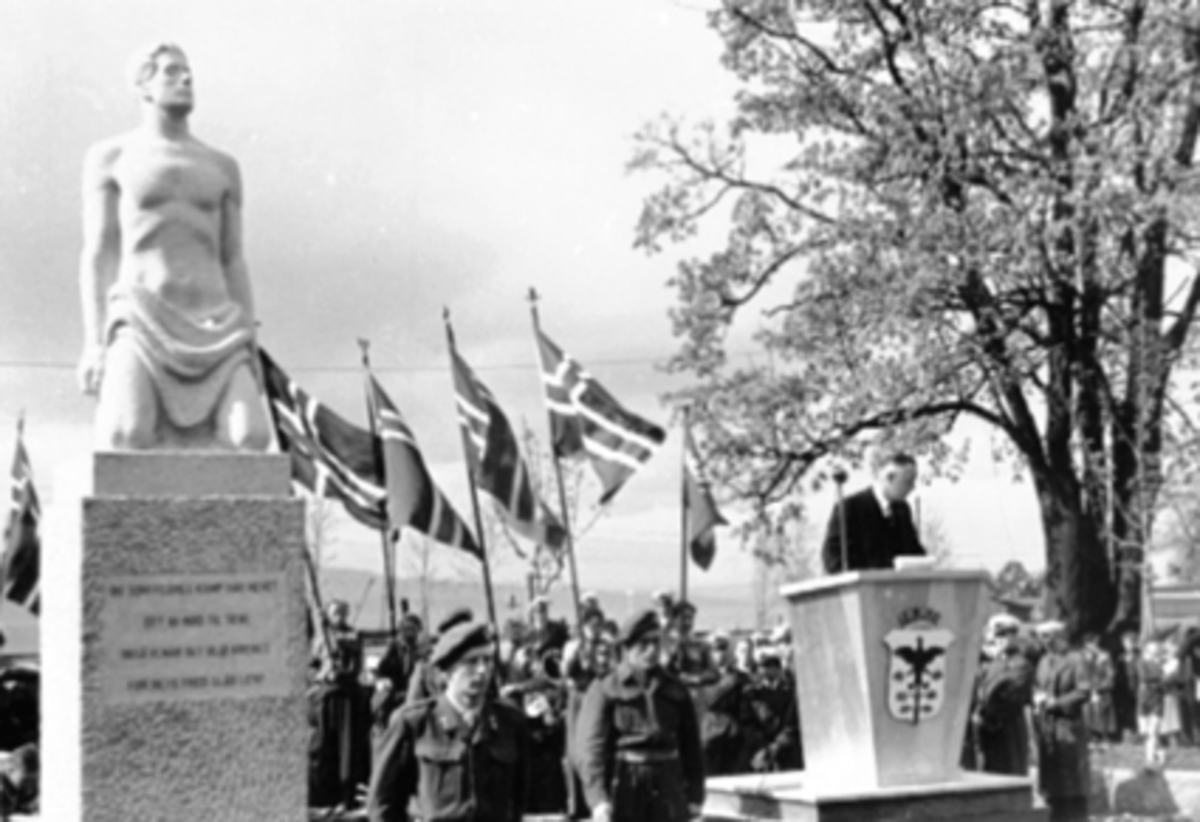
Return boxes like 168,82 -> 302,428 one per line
109,135 -> 238,313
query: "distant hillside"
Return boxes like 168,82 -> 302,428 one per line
316,566 -> 787,633
0,567 -> 789,664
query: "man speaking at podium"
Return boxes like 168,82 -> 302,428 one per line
821,451 -> 926,573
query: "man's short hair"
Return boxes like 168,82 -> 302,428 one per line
127,42 -> 186,92
872,450 -> 916,474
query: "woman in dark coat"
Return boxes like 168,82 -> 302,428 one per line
1081,632 -> 1117,745
1112,629 -> 1141,742
310,601 -> 372,810
503,640 -> 569,815
975,631 -> 1036,775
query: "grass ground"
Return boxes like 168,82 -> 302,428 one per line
1091,740 -> 1200,772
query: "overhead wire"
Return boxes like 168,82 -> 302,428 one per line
0,350 -> 762,374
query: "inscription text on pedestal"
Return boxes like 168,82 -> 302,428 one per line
100,572 -> 289,704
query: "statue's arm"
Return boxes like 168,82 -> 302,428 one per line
78,142 -> 121,395
220,158 -> 255,325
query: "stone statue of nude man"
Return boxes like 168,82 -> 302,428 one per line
77,43 -> 271,451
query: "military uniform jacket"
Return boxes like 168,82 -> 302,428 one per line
366,693 -> 528,822
574,662 -> 705,815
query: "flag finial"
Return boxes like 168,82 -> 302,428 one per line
357,338 -> 371,370
443,307 -> 459,349
527,287 -> 542,327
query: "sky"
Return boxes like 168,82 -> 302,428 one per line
0,0 -> 1047,606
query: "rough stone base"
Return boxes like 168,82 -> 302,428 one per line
704,771 -> 1047,821
44,453 -> 308,822
1091,765 -> 1200,819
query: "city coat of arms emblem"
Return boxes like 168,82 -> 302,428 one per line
883,606 -> 954,724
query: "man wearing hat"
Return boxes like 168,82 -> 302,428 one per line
527,595 -> 570,656
404,608 -> 474,706
581,591 -> 604,617
370,613 -> 425,743
1031,620 -> 1090,822
666,601 -> 717,697
367,621 -> 529,822
652,590 -> 677,637
745,650 -> 802,773
699,632 -> 755,777
575,609 -> 705,822
310,599 -> 371,810
970,614 -> 1035,776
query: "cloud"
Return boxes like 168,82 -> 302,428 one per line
0,0 -> 1050,603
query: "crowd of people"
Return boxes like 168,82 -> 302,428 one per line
307,590 -> 803,820
2,580 -> 1199,821
0,651 -> 38,817
965,613 -> 1200,821
306,586 -> 1200,822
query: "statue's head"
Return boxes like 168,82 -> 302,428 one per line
127,43 -> 193,115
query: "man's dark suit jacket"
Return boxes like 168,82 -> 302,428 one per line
821,487 -> 925,573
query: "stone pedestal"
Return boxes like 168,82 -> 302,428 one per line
704,571 -> 1044,821
44,452 -> 309,822
704,771 -> 1045,821
785,570 -> 992,790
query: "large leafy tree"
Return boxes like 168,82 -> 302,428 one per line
632,0 -> 1200,637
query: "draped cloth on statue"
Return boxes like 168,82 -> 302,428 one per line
104,282 -> 254,429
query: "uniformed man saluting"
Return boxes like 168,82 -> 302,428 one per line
575,609 -> 705,822
366,620 -> 528,822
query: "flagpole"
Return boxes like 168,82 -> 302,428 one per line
358,339 -> 398,640
679,405 -> 690,607
528,288 -> 583,630
300,504 -> 337,669
443,309 -> 501,639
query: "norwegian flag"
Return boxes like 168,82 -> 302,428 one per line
259,350 -> 387,530
367,375 -> 480,558
450,346 -> 566,552
534,326 -> 665,504
3,420 -> 40,615
682,423 -> 726,571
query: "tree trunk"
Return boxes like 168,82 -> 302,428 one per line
1033,470 -> 1115,639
